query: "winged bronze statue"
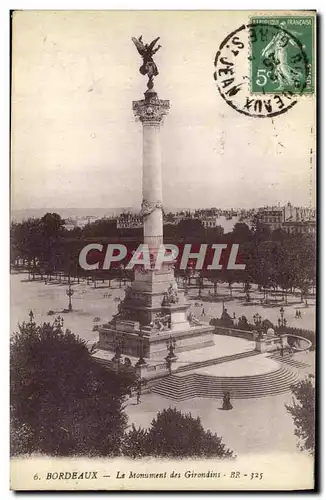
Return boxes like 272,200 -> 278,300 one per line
132,35 -> 162,90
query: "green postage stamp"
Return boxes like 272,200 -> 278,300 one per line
250,16 -> 315,94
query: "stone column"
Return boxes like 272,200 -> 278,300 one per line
133,91 -> 170,252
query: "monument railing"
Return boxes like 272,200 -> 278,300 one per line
211,323 -> 315,348
211,324 -> 255,341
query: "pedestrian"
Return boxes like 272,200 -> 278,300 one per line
222,391 -> 233,410
201,306 -> 205,316
136,390 -> 141,404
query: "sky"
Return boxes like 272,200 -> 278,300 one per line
11,10 -> 316,211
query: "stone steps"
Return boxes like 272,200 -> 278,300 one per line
150,367 -> 299,401
268,352 -> 310,369
174,349 -> 258,374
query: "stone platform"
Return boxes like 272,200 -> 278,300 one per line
94,334 -> 248,381
98,321 -> 214,360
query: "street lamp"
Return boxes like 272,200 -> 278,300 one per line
253,313 -> 262,327
183,278 -> 188,296
253,313 -> 262,335
28,310 -> 34,324
135,376 -> 147,404
165,336 -> 177,375
278,307 -> 287,329
166,336 -> 176,356
112,335 -> 124,373
66,277 -> 74,312
136,331 -> 146,366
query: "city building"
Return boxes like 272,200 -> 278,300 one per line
282,220 -> 316,235
257,202 -> 316,233
257,207 -> 283,231
117,212 -> 142,229
201,217 -> 217,229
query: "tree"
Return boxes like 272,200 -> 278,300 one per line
274,241 -> 294,305
290,234 -> 316,302
122,424 -> 150,458
206,225 -> 224,243
123,408 -> 234,458
82,218 -> 118,239
196,272 -> 205,297
230,222 -> 252,243
285,375 -> 315,455
177,219 -> 205,242
10,315 -> 135,457
253,220 -> 272,242
39,213 -> 66,272
11,218 -> 43,271
246,241 -> 276,302
205,269 -> 222,296
40,212 -> 65,236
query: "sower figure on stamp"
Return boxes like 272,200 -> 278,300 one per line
261,24 -> 303,91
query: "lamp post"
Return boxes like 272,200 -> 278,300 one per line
135,376 -> 147,404
66,277 -> 74,312
165,336 -> 177,375
136,331 -> 146,366
112,335 -> 124,373
278,307 -> 287,329
253,313 -> 262,336
183,278 -> 188,296
28,310 -> 34,324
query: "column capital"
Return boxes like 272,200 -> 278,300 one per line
132,91 -> 170,125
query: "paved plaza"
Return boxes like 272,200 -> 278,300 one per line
11,273 -> 315,344
11,272 -> 315,457
124,390 -> 301,456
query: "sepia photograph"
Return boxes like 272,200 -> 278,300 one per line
10,10 -> 316,491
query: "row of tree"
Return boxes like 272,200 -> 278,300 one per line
195,234 -> 316,304
11,213 -> 316,301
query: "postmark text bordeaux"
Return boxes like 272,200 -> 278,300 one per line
214,17 -> 314,118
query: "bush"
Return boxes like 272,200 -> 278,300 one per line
237,316 -> 252,331
122,408 -> 234,458
285,375 -> 315,454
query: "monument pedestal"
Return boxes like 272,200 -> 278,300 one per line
98,265 -> 214,366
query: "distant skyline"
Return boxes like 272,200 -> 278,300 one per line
11,11 -> 316,212
11,200 -> 315,224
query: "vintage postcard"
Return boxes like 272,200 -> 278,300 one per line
10,10 -> 316,491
